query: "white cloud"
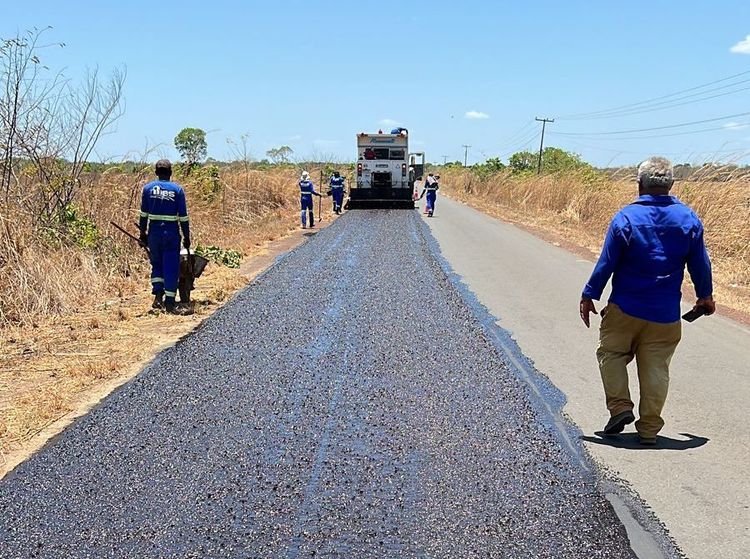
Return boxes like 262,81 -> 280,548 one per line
379,118 -> 400,127
465,110 -> 490,120
724,122 -> 749,130
730,35 -> 750,54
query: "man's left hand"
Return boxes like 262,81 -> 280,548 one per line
695,296 -> 716,316
580,297 -> 598,328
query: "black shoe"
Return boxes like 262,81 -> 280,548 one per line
152,293 -> 164,309
603,410 -> 635,435
164,301 -> 177,314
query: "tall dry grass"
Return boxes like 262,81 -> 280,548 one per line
442,168 -> 750,314
0,166 -> 302,326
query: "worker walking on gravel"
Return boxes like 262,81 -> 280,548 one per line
419,173 -> 440,217
139,159 -> 191,314
328,171 -> 346,215
299,171 -> 322,228
579,156 -> 714,445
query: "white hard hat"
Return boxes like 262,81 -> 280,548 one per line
301,171 -> 310,180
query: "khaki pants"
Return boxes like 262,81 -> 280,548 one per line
597,304 -> 682,438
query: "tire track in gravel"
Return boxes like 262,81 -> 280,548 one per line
0,210 -> 647,558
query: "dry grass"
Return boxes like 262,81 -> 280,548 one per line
0,165 -> 315,465
441,168 -> 750,315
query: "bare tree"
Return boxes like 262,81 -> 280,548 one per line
0,28 -> 125,221
227,133 -> 252,188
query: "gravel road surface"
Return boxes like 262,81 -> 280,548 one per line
0,210 -> 637,558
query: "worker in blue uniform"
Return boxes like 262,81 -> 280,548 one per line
299,171 -> 323,228
328,171 -> 346,214
419,173 -> 440,217
139,159 -> 190,313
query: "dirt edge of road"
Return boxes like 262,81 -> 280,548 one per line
0,221 -> 334,479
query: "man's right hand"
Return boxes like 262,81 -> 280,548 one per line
580,297 -> 598,328
695,296 -> 716,316
138,232 -> 148,248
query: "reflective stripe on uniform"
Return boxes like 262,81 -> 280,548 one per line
178,216 -> 189,222
139,211 -> 149,218
147,214 -> 179,222
151,277 -> 164,284
164,290 -> 177,297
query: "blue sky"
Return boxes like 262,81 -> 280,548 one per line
3,0 -> 750,166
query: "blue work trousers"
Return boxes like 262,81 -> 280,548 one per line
426,191 -> 437,213
301,195 -> 314,227
331,188 -> 344,211
148,229 -> 181,302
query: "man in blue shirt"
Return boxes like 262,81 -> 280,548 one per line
139,159 -> 190,314
299,171 -> 323,228
419,173 -> 440,217
328,171 -> 346,214
580,156 -> 714,445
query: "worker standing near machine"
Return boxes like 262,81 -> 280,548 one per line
299,171 -> 323,228
139,159 -> 190,313
329,171 -> 346,215
419,173 -> 440,217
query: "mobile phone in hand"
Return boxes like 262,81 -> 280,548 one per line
682,306 -> 708,322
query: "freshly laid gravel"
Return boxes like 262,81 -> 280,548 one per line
0,210 -> 636,558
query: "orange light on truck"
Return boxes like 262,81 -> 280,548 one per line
357,163 -> 362,177
401,163 -> 407,176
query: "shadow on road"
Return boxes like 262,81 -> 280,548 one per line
581,432 -> 709,451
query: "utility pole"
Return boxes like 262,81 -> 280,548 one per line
441,155 -> 449,165
535,117 -> 554,174
462,145 -> 471,167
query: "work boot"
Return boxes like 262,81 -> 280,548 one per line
603,410 -> 635,435
152,292 -> 164,309
164,300 -> 177,314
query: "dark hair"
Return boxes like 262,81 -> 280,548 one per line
155,159 -> 172,180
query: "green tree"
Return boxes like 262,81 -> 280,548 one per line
481,157 -> 505,172
265,145 -> 293,164
174,127 -> 208,167
539,147 -> 590,173
508,151 -> 536,173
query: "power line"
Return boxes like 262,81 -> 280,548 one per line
441,155 -> 449,164
498,130 -> 540,160
494,119 -> 536,153
558,69 -> 750,120
535,117 -> 554,174
550,121 -> 750,141
562,81 -> 750,121
554,110 -> 750,137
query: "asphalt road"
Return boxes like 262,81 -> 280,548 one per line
422,195 -> 750,559
0,210 -> 641,558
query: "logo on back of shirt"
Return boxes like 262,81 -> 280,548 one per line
150,184 -> 176,202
